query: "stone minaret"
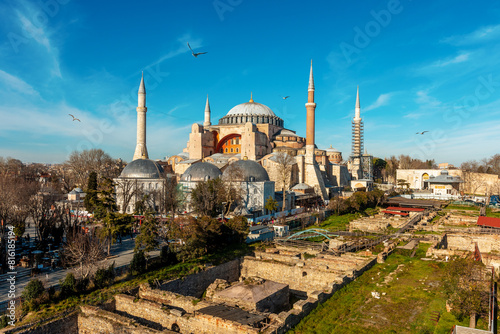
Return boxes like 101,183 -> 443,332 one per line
133,73 -> 149,160
203,95 -> 211,127
305,60 -> 316,164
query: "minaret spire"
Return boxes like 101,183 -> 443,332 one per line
355,85 -> 360,119
133,73 -> 149,160
305,60 -> 317,163
203,94 -> 211,127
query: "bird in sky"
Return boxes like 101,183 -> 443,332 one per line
282,96 -> 290,100
187,42 -> 207,58
416,131 -> 429,135
68,114 -> 81,122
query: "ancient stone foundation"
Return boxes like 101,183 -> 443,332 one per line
10,250 -> 376,334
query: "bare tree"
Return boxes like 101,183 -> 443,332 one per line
160,175 -> 183,218
62,231 -> 106,279
115,178 -> 138,213
66,149 -> 113,187
275,152 -> 294,211
221,164 -> 244,216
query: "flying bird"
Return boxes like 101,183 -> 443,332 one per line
68,114 -> 81,122
282,96 -> 290,100
187,42 -> 207,58
416,131 -> 429,135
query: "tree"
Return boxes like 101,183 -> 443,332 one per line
190,178 -> 224,217
115,178 -> 137,213
134,211 -> 158,256
84,171 -> 98,212
225,216 -> 249,244
22,279 -> 45,313
221,164 -> 245,216
275,152 -> 294,211
62,231 -> 106,280
372,158 -> 387,182
265,196 -> 278,214
66,149 -> 113,187
443,257 -> 490,322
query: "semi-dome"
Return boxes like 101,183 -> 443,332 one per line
222,159 -> 269,182
226,101 -> 276,117
180,162 -> 222,182
119,159 -> 164,179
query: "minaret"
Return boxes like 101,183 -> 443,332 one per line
351,86 -> 364,157
305,60 -> 316,164
203,95 -> 211,127
133,73 -> 149,160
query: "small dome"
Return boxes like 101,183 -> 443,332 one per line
291,183 -> 312,191
119,159 -> 164,179
226,101 -> 276,117
180,162 -> 222,182
223,159 -> 269,182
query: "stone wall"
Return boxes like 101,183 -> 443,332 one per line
138,284 -> 212,313
447,233 -> 500,253
78,305 -> 165,334
2,312 -> 78,334
240,253 -> 376,295
160,259 -> 240,298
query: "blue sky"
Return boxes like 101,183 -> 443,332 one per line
1,0 -> 500,165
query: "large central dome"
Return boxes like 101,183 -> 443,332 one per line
226,101 -> 276,117
218,95 -> 283,127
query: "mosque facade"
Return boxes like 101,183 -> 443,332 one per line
170,62 -> 352,203
116,62 -> 373,215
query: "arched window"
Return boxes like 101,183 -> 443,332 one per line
230,148 -> 233,153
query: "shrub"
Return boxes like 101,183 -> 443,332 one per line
94,263 -> 115,289
76,277 -> 90,293
22,279 -> 44,303
21,279 -> 45,313
130,250 -> 146,274
0,315 -> 8,329
160,245 -> 177,266
60,273 -> 76,298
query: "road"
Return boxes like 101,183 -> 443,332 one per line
0,225 -> 161,313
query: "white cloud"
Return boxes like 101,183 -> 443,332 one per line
442,24 -> 500,45
430,52 -> 470,68
17,10 -> 62,78
0,70 -> 39,96
364,93 -> 393,112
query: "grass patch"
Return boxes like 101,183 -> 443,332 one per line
288,243 -> 486,334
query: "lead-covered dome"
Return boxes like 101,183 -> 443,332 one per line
226,101 -> 276,117
222,159 -> 269,182
119,159 -> 164,179
218,96 -> 284,127
180,162 -> 222,182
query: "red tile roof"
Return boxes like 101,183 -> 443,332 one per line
382,210 -> 409,216
477,216 -> 500,228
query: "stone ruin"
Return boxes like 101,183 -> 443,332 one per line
349,213 -> 408,233
6,248 -> 377,334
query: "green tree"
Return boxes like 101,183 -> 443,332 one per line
134,211 -> 158,256
130,250 -> 146,274
21,279 -> 45,313
93,262 -> 115,289
84,171 -> 98,212
60,273 -> 76,298
265,196 -> 278,214
443,257 -> 490,322
225,216 -> 249,244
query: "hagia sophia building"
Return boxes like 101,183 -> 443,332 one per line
115,62 -> 372,215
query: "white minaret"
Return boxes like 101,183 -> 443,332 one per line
133,73 -> 149,160
203,95 -> 211,127
351,86 -> 363,157
305,60 -> 316,164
